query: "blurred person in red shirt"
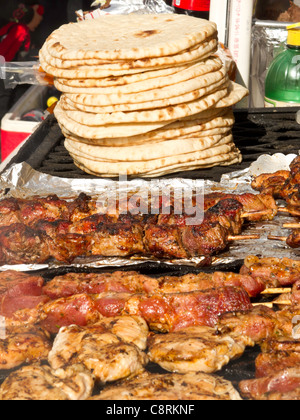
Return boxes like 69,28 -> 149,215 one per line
0,3 -> 44,62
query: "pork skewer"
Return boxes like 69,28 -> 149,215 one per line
251,156 -> 300,218
0,199 -> 260,265
240,255 -> 300,287
0,191 -> 278,230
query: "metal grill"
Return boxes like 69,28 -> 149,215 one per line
5,107 -> 300,181
0,108 -> 299,393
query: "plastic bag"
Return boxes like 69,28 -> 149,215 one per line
0,61 -> 53,89
76,0 -> 173,20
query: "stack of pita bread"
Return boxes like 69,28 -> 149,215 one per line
39,14 -> 248,177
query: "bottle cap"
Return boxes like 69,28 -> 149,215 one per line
47,96 -> 59,108
287,23 -> 300,46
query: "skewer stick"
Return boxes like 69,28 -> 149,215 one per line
278,206 -> 300,217
268,235 -> 287,242
272,295 -> 292,306
253,302 -> 274,308
228,234 -> 260,241
283,223 -> 300,229
241,210 -> 274,219
277,207 -> 290,214
261,288 -> 292,295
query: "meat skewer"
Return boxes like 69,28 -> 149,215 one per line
240,255 -> 300,287
39,286 -> 252,334
43,269 -> 266,299
0,199 -> 260,265
0,191 -> 278,229
251,156 -> 300,218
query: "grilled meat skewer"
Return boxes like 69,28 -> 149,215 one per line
43,269 -> 265,299
39,287 -> 252,334
252,156 -> 300,214
240,256 -> 300,287
0,199 -> 259,265
0,191 -> 277,230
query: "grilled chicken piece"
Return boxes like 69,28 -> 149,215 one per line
147,325 -> 254,374
48,316 -> 149,384
0,364 -> 94,400
91,370 -> 242,400
0,193 -> 96,229
217,305 -> 280,344
239,367 -> 300,400
218,304 -> 300,344
0,224 -> 53,265
42,271 -> 154,299
0,325 -> 51,370
0,195 -> 70,228
0,270 -> 49,326
0,270 -> 44,297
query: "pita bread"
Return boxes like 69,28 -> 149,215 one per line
41,37 -> 218,71
53,57 -> 223,94
67,143 -> 241,176
61,126 -> 233,148
55,64 -> 191,88
62,69 -> 227,107
44,15 -> 217,60
58,86 -> 229,126
72,152 -> 241,177
60,79 -> 229,115
41,14 -> 247,178
59,108 -> 234,146
64,133 -> 234,162
54,101 -> 175,138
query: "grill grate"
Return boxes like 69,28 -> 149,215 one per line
0,108 -> 299,392
5,107 -> 300,182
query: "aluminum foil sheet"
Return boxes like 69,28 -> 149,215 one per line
250,20 -> 288,108
0,153 -> 299,271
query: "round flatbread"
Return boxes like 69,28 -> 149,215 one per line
62,68 -> 227,107
69,146 -> 242,177
44,14 -> 217,60
64,133 -> 234,162
57,86 -> 229,126
53,57 -> 223,95
41,37 -> 218,71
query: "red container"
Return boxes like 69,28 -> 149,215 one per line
0,85 -> 48,162
1,114 -> 39,161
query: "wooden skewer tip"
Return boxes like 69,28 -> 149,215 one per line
228,234 -> 260,241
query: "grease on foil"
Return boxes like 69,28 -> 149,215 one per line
0,153 -> 299,271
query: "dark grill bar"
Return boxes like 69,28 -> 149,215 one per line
4,108 -> 300,181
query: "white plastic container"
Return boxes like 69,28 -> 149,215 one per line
1,85 -> 48,161
227,0 -> 254,90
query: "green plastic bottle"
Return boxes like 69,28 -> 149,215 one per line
265,23 -> 300,107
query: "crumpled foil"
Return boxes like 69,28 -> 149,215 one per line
250,20 -> 288,108
0,153 -> 299,271
76,0 -> 174,20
